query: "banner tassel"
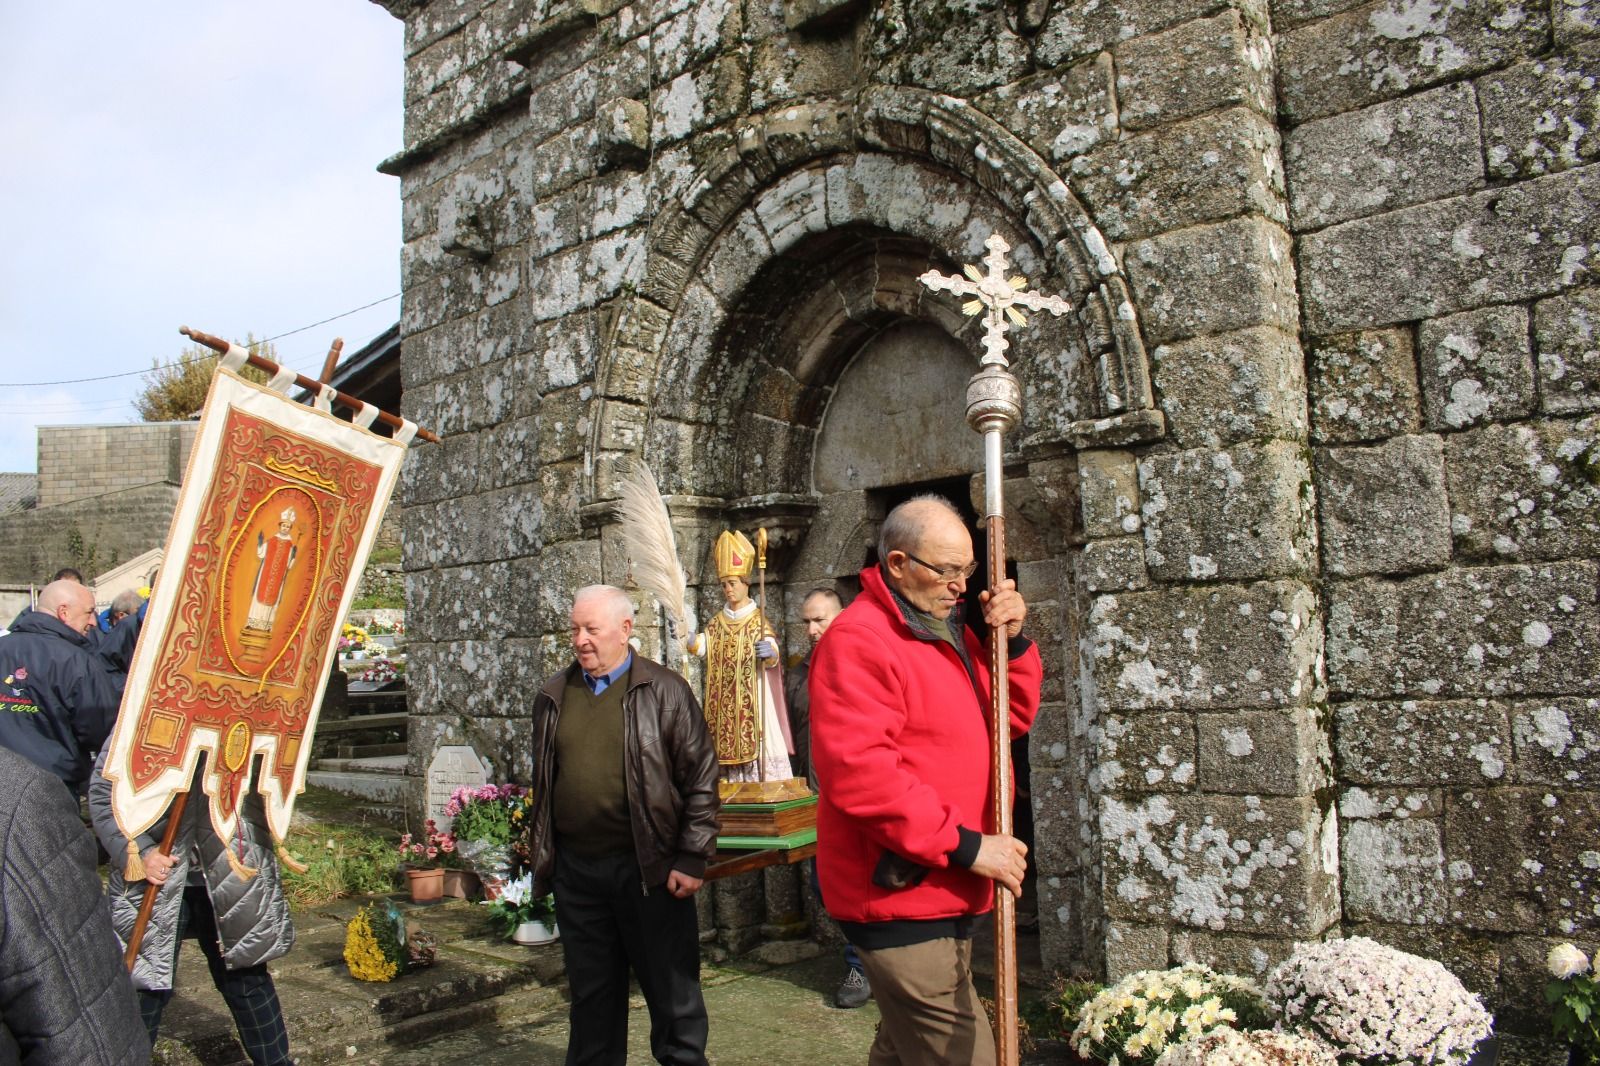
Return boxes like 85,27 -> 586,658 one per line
225,847 -> 259,882
124,840 -> 147,882
276,843 -> 309,875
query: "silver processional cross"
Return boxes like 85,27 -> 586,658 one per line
918,232 -> 1074,368
916,232 -> 1072,1066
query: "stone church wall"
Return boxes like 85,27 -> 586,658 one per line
1280,2 -> 1600,1028
379,0 -> 1597,1029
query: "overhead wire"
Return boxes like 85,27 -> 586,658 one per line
0,292 -> 401,391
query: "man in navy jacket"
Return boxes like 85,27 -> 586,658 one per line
0,579 -> 122,792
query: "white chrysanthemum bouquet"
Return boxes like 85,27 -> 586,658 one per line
1071,962 -> 1273,1065
1154,1027 -> 1338,1066
1545,942 -> 1598,1062
1265,937 -> 1491,1066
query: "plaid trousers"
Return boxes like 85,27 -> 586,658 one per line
137,885 -> 291,1066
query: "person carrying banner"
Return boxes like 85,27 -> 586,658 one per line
809,496 -> 1041,1066
89,752 -> 294,1066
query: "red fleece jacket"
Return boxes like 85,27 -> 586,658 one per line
808,565 -> 1042,925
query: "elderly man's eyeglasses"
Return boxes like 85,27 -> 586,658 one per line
903,552 -> 979,583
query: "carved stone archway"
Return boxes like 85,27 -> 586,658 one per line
583,84 -> 1166,515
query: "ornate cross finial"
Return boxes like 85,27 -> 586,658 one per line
918,233 -> 1074,367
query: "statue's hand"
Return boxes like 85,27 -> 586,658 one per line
756,637 -> 779,661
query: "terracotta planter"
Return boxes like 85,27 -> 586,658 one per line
512,919 -> 558,945
442,868 -> 480,900
405,866 -> 444,903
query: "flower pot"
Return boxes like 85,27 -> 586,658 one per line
512,919 -> 558,945
405,866 -> 444,903
442,868 -> 480,900
481,875 -> 506,901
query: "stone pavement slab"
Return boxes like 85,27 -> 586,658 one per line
366,953 -> 882,1066
151,892 -> 1068,1065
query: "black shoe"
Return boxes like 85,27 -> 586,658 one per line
836,968 -> 871,1009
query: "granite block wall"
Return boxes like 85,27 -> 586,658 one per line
378,0 -> 1599,1030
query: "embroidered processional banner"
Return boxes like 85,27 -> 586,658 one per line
105,366 -> 411,846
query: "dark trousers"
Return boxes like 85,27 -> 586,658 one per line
138,885 -> 291,1066
553,850 -> 709,1066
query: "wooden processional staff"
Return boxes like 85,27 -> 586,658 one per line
919,235 -> 1073,1066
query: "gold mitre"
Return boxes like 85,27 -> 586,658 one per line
713,530 -> 755,580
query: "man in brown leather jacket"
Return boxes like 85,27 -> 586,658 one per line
527,584 -> 719,1066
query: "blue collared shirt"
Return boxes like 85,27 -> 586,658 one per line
582,650 -> 633,695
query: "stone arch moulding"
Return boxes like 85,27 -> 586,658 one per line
583,84 -> 1166,508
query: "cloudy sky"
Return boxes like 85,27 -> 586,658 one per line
0,2 -> 404,473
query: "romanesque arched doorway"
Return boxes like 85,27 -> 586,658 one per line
583,88 -> 1170,973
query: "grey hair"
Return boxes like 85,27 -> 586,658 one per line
572,584 -> 636,624
877,494 -> 963,561
111,589 -> 144,617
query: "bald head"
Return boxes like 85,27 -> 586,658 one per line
877,495 -> 965,562
37,579 -> 97,635
878,495 -> 974,620
801,588 -> 842,648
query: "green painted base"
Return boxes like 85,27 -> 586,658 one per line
720,793 -> 818,813
715,826 -> 818,851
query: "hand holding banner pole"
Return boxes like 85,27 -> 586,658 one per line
919,234 -> 1073,1066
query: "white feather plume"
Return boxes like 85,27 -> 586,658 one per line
616,460 -> 692,653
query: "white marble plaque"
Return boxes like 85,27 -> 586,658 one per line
426,744 -> 488,830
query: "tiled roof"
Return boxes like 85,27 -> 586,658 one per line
0,473 -> 37,515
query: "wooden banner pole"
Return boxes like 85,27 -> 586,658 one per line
180,326 -> 439,443
123,790 -> 189,972
319,338 -> 345,385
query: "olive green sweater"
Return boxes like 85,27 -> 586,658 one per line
552,671 -> 635,858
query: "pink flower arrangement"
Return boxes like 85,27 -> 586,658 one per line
397,819 -> 459,869
446,783 -> 530,847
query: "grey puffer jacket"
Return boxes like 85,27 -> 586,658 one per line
0,746 -> 148,1064
89,753 -> 294,991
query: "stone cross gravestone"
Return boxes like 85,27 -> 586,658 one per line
426,744 -> 488,831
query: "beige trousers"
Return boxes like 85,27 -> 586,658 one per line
856,937 -> 995,1066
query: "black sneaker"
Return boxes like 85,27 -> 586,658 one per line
835,967 -> 871,1009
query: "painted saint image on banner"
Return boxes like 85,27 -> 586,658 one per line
243,505 -> 301,642
215,481 -> 325,681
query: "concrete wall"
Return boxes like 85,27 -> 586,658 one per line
0,422 -> 195,584
36,422 -> 197,508
380,0 -> 1599,1035
0,482 -> 183,585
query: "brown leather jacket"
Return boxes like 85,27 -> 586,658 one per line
528,653 -> 719,895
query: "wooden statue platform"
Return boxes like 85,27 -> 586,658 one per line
715,777 -> 816,852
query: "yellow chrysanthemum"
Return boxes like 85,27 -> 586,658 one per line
344,909 -> 400,982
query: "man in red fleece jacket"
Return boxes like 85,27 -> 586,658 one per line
810,495 -> 1042,1066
